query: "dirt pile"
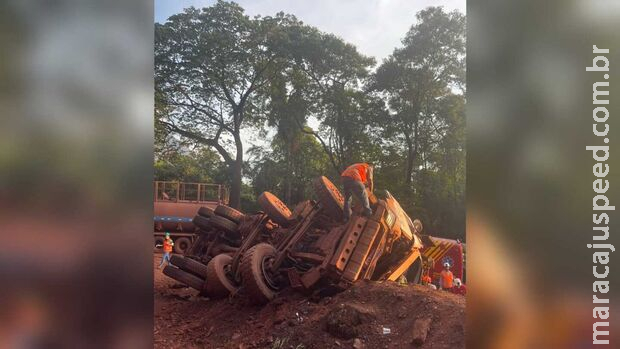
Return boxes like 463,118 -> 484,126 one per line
154,257 -> 465,349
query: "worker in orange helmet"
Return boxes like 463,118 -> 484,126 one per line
158,232 -> 174,269
341,162 -> 374,221
439,262 -> 454,291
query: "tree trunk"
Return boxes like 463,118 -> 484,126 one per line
404,133 -> 414,185
228,159 -> 242,209
285,142 -> 293,204
228,129 -> 244,209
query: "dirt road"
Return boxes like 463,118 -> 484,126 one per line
154,254 -> 465,348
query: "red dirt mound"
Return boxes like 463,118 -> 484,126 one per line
154,255 -> 465,348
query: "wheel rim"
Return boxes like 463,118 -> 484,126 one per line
272,195 -> 291,216
264,192 -> 292,216
323,177 -> 344,204
260,255 -> 280,290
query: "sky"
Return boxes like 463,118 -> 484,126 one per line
154,0 -> 466,63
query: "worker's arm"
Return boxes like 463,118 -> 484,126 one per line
367,166 -> 374,193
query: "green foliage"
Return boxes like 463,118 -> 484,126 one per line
371,7 -> 466,237
249,132 -> 331,205
154,147 -> 227,184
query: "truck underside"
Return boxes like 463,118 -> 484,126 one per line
162,176 -> 426,304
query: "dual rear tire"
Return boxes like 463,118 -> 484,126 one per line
170,254 -> 209,279
193,205 -> 243,234
166,254 -> 238,298
163,265 -> 205,291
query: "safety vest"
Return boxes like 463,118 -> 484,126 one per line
440,270 -> 454,288
341,163 -> 370,183
163,238 -> 174,253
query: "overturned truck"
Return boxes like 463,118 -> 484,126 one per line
163,176 -> 425,304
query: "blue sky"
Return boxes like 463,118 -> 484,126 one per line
154,0 -> 465,62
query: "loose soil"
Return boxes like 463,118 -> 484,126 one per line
154,254 -> 465,349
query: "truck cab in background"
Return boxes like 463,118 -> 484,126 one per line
421,236 -> 465,284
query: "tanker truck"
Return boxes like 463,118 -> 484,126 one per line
154,181 -> 228,254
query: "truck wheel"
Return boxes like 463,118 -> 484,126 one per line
258,192 -> 292,227
174,237 -> 192,254
205,254 -> 238,298
214,205 -> 245,223
209,215 -> 239,235
169,255 -> 209,279
313,176 -> 344,220
162,265 -> 204,291
240,243 -> 279,305
183,257 -> 210,279
193,215 -> 211,231
154,236 -> 164,252
198,206 -> 215,218
170,254 -> 186,268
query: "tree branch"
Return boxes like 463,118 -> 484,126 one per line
161,120 -> 234,165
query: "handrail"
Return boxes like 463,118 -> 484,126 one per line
154,181 -> 229,204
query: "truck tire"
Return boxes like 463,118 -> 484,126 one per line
205,254 -> 238,298
258,192 -> 292,227
198,206 -> 215,218
170,254 -> 186,268
313,176 -> 344,220
214,205 -> 244,224
193,215 -> 211,231
183,257 -> 210,279
162,265 -> 204,291
169,255 -> 209,279
174,237 -> 192,254
240,243 -> 278,305
154,236 -> 164,252
209,215 -> 238,235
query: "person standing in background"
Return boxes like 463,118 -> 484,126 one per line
439,262 -> 454,291
158,232 -> 174,269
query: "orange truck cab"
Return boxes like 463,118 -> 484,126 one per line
421,236 -> 465,284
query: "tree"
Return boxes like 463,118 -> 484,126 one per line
371,7 -> 465,236
155,2 -> 294,208
372,7 -> 465,185
248,131 -> 331,205
285,28 -> 378,173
